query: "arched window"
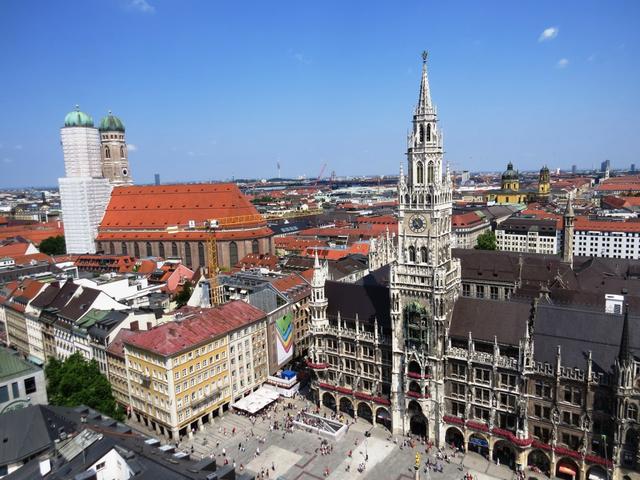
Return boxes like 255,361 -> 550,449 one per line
416,161 -> 424,184
419,124 -> 424,143
420,247 -> 428,263
146,242 -> 152,257
404,194 -> 410,205
105,146 -> 111,159
184,243 -> 192,267
109,242 -> 115,255
198,242 -> 205,267
408,246 -> 416,262
121,242 -> 128,255
252,239 -> 259,254
171,242 -> 178,257
120,145 -> 125,157
427,162 -> 434,183
158,242 -> 165,258
229,241 -> 238,266
628,403 -> 638,421
133,243 -> 140,258
426,123 -> 431,142
425,194 -> 431,205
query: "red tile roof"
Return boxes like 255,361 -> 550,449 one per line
0,222 -> 63,245
10,253 -> 53,266
96,227 -> 273,242
574,216 -> 640,233
75,254 -> 137,273
124,300 -> 266,356
0,243 -> 32,257
106,329 -> 138,359
452,212 -> 485,227
100,183 -> 267,231
237,253 -> 279,270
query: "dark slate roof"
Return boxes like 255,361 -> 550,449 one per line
29,282 -> 61,308
533,303 -> 640,374
0,405 -> 75,466
450,297 -> 530,346
57,288 -> 101,321
326,269 -> 390,331
48,281 -> 80,310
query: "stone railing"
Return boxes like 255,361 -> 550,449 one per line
447,347 -> 519,370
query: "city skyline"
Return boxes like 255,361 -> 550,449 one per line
1,0 -> 639,188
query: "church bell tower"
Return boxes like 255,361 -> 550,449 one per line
390,52 -> 461,438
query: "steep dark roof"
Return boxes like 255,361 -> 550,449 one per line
57,288 -> 101,322
326,270 -> 390,331
29,282 -> 61,308
533,303 -> 640,374
47,281 -> 80,310
450,297 -> 530,346
0,405 -> 74,466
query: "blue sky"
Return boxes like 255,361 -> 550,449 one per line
0,0 -> 638,187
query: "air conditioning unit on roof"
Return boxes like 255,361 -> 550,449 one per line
208,219 -> 219,228
188,220 -> 196,229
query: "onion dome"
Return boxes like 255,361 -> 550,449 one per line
501,162 -> 519,180
64,105 -> 94,128
99,111 -> 125,132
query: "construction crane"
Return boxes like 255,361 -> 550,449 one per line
206,234 -> 222,306
313,163 -> 327,188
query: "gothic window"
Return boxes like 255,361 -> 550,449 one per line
171,242 -> 178,257
419,124 -> 424,143
420,246 -> 428,263
198,242 -> 205,267
109,242 -> 115,255
252,239 -> 259,254
146,242 -> 152,257
120,145 -> 125,157
159,242 -> 165,258
416,162 -> 424,184
229,241 -> 238,266
427,162 -> 434,183
134,243 -> 140,258
105,146 -> 111,159
185,243 -> 192,267
121,242 -> 127,255
628,403 -> 639,421
405,194 -> 410,206
408,246 -> 416,262
426,123 -> 431,142
425,194 -> 431,205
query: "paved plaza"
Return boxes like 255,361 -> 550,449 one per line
127,394 -> 547,480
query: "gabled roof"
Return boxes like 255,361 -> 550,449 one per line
106,328 -> 138,359
57,288 -> 101,322
29,282 -> 61,308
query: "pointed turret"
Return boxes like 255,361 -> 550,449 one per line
619,304 -> 632,365
562,193 -> 575,267
416,51 -> 432,114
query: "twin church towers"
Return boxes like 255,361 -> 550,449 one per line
59,107 -> 133,254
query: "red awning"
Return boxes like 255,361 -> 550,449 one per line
559,466 -> 577,476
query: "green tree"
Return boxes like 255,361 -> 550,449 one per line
173,280 -> 193,308
39,235 -> 66,255
475,231 -> 497,250
45,353 -> 123,421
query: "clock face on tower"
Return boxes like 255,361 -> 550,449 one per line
409,214 -> 427,233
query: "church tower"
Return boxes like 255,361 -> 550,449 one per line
99,112 -> 133,185
391,52 -> 461,438
538,165 -> 550,200
562,193 -> 575,267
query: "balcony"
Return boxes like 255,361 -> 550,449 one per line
407,371 -> 431,380
306,360 -> 329,370
406,390 -> 428,399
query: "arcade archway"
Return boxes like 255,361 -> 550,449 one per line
357,402 -> 373,423
468,433 -> 489,458
376,407 -> 391,431
339,397 -> 354,417
556,458 -> 580,480
445,427 -> 464,450
492,440 -> 516,470
586,465 -> 607,480
527,449 -> 550,476
322,392 -> 336,412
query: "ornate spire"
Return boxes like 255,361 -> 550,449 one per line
565,192 -> 575,218
416,51 -> 432,114
619,304 -> 632,365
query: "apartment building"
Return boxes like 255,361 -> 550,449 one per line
495,217 -> 561,255
123,300 -> 267,440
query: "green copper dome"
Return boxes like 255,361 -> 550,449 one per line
501,162 -> 519,180
64,105 -> 94,127
99,111 -> 125,132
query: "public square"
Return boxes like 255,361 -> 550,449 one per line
127,391 -> 538,480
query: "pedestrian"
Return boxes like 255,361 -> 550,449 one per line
222,447 -> 226,457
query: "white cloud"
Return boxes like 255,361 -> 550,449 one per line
557,58 -> 569,68
587,53 -> 596,62
3,157 -> 12,164
539,26 -> 559,42
128,0 -> 155,13
127,143 -> 138,152
14,144 -> 22,150
292,52 -> 311,65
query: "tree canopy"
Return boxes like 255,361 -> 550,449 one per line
39,235 -> 66,255
475,231 -> 497,250
173,280 -> 193,308
45,353 -> 123,421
